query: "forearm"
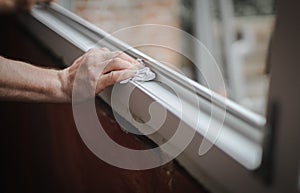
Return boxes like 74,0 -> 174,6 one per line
0,56 -> 69,102
0,49 -> 140,103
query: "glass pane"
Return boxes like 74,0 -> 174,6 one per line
57,0 -> 276,115
207,0 -> 276,115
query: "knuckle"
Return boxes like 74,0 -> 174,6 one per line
87,48 -> 98,54
109,71 -> 117,82
112,57 -> 121,64
86,65 -> 94,73
84,51 -> 98,64
101,47 -> 110,51
108,58 -> 118,67
84,52 -> 93,60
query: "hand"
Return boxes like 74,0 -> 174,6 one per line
59,48 -> 142,102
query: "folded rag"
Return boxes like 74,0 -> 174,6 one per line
120,59 -> 156,84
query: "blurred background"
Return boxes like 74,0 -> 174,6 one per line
57,0 -> 276,115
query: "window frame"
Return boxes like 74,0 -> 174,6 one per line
18,3 -> 277,193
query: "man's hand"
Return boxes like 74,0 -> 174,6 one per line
0,0 -> 53,12
0,48 -> 141,102
59,48 -> 142,102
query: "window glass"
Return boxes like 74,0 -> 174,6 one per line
57,0 -> 276,115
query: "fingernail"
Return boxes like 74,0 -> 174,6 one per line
136,58 -> 145,67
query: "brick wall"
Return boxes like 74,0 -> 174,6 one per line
71,0 -> 182,68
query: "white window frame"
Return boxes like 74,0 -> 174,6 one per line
17,2 -> 300,193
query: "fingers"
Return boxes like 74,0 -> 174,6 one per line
96,70 -> 136,93
116,52 -> 139,64
87,47 -> 139,64
86,47 -> 143,73
85,48 -> 118,63
103,57 -> 143,74
73,47 -> 145,95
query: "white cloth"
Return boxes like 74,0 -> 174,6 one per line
120,59 -> 156,84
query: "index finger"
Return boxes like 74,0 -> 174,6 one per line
115,52 -> 139,64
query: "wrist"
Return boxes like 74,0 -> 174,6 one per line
56,69 -> 72,102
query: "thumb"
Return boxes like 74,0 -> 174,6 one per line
96,69 -> 136,93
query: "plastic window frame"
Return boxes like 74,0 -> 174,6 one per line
18,3 -> 269,193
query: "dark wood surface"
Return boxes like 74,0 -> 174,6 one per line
0,14 -> 208,193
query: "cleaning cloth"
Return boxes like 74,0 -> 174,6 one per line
120,59 -> 156,84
